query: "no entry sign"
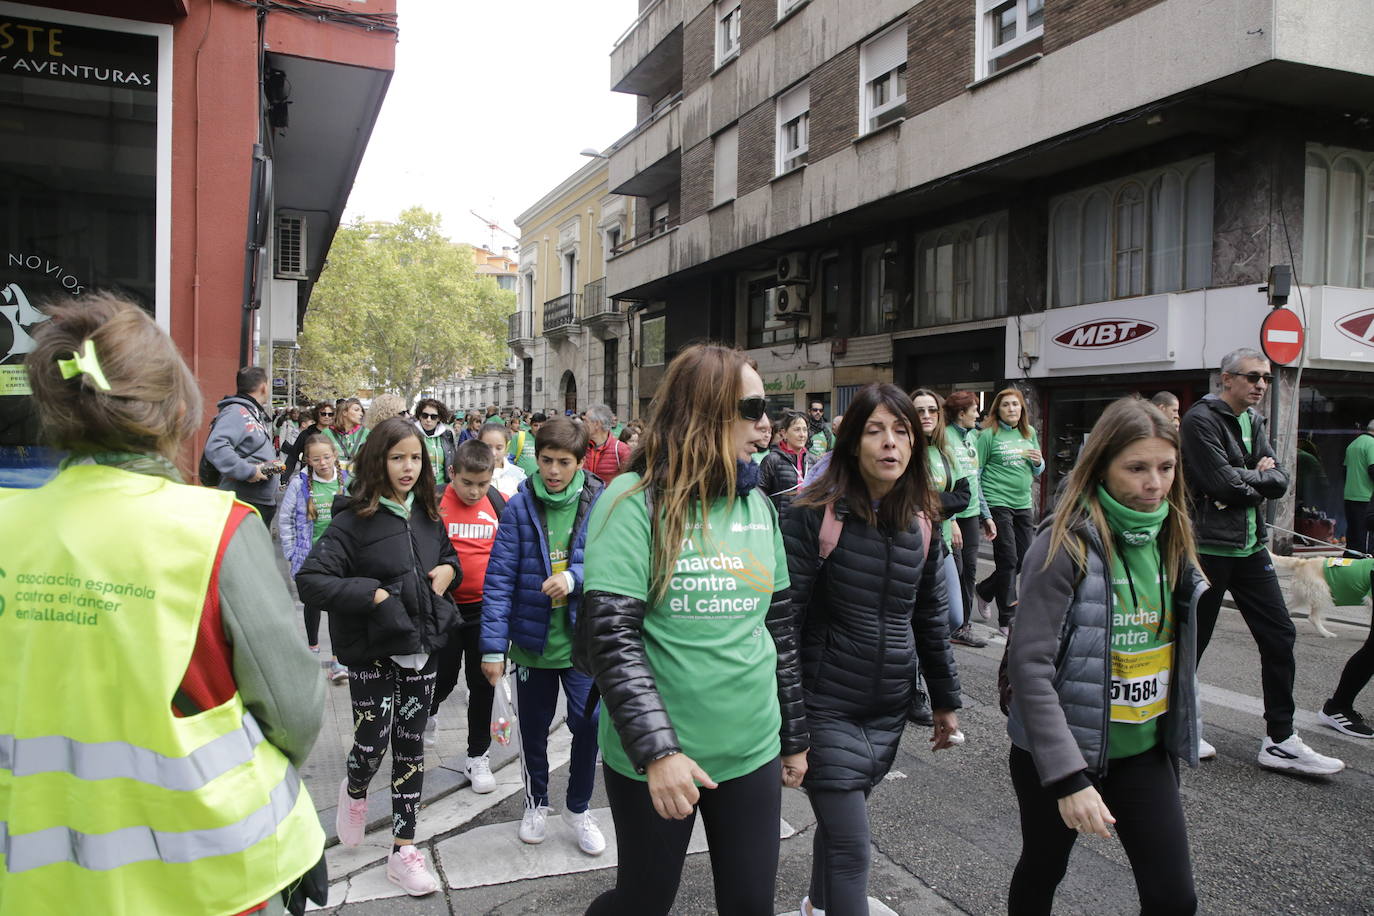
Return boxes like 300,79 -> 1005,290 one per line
1260,308 -> 1304,365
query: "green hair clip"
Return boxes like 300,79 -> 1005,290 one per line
57,339 -> 112,392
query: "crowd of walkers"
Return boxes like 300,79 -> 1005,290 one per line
3,291 -> 1371,915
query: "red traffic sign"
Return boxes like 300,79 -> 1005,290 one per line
1260,308 -> 1303,365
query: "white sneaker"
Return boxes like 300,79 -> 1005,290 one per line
385,844 -> 440,896
464,753 -> 496,794
1257,734 -> 1344,775
976,591 -> 994,622
422,716 -> 437,748
1198,737 -> 1217,760
563,808 -> 606,856
800,896 -> 826,916
518,804 -> 548,844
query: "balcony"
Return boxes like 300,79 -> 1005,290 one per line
581,277 -> 626,333
609,96 -> 681,197
543,293 -> 582,339
611,0 -> 683,96
507,310 -> 534,348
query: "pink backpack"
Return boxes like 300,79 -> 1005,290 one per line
817,503 -> 931,559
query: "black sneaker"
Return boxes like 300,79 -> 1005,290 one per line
951,624 -> 988,648
1320,701 -> 1374,739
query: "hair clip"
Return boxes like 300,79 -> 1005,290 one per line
57,339 -> 112,391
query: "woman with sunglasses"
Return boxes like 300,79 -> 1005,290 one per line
415,398 -> 457,493
283,401 -> 333,479
581,344 -> 804,916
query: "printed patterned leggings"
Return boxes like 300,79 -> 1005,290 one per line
345,658 -> 437,841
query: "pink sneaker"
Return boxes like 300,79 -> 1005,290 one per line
386,845 -> 440,896
335,778 -> 368,847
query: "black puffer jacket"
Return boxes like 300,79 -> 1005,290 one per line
759,445 -> 816,514
783,499 -> 961,791
296,495 -> 462,667
1180,395 -> 1288,550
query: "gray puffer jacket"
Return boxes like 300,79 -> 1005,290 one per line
1006,516 -> 1205,794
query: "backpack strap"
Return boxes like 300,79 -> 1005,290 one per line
487,486 -> 507,518
917,511 -> 932,551
818,503 -> 843,560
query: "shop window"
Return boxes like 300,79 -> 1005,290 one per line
916,213 -> 1008,326
859,241 -> 900,335
776,82 -> 810,176
714,125 -> 738,205
1301,144 -> 1374,288
859,23 -> 907,134
746,274 -> 797,348
977,0 -> 1044,80
641,315 -> 665,367
1049,156 -> 1214,308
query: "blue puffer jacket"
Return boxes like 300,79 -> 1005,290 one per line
480,473 -> 604,657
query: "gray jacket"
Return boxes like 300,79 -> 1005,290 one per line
207,394 -> 278,506
1006,517 -> 1205,792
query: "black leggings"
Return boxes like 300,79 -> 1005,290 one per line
303,605 -> 323,647
585,757 -> 782,916
953,514 -> 982,625
807,787 -> 873,915
430,616 -> 495,758
1008,745 -> 1195,916
345,658 -> 437,841
1332,577 -> 1374,707
977,506 -> 1033,626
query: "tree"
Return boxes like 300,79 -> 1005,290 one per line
299,207 -> 512,405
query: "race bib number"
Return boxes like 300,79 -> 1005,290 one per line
1110,642 -> 1172,724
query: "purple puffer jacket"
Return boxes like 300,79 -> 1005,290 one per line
279,468 -> 348,575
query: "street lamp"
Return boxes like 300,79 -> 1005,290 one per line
579,148 -> 610,159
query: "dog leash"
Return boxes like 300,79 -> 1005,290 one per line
1267,523 -> 1372,559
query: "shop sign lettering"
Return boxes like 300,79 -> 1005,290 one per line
1335,308 -> 1374,348
762,372 -> 808,393
1052,318 -> 1157,350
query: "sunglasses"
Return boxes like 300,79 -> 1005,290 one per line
809,407 -> 823,413
738,396 -> 768,422
420,412 -> 440,420
1229,371 -> 1274,385
914,406 -> 940,415
318,411 -> 334,417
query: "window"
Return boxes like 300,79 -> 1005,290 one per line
602,338 -> 619,415
778,0 -> 806,17
605,225 -> 621,255
1049,157 -> 1214,308
859,240 -> 900,335
859,23 -> 907,134
916,213 -> 1008,326
746,275 -> 797,347
562,250 -> 577,296
641,315 -> 666,367
977,0 -> 1044,80
776,82 -> 810,175
714,126 -> 738,205
650,201 -> 670,236
1302,145 -> 1374,288
715,0 -> 741,67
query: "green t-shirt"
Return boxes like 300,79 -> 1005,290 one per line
1099,487 -> 1174,760
507,472 -> 584,669
422,433 -> 447,485
926,444 -> 966,541
949,426 -> 984,520
1344,434 -> 1374,502
976,424 -> 1040,510
309,475 -> 340,543
1322,557 -> 1374,606
584,472 -> 790,782
1198,410 -> 1260,558
512,429 -> 538,478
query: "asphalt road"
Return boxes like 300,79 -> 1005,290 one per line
314,595 -> 1373,916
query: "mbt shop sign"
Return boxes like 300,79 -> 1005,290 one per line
1053,319 -> 1158,350
1037,296 -> 1173,372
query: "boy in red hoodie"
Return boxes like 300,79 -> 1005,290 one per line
425,439 -> 506,793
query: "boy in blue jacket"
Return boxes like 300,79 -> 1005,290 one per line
480,416 -> 605,855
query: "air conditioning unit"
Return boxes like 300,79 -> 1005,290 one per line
776,251 -> 808,283
768,283 -> 808,320
274,214 -> 308,280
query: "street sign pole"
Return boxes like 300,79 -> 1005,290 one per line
1259,306 -> 1305,532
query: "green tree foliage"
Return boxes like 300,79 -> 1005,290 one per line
299,207 -> 512,405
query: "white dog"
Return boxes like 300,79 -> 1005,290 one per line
1270,554 -> 1372,638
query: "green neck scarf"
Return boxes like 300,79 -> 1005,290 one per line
380,490 -> 414,519
62,451 -> 183,483
1096,484 -> 1167,547
533,469 -> 584,509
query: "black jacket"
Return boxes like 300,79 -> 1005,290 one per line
580,489 -> 806,774
1180,395 -> 1288,550
420,425 -> 459,483
296,496 -> 462,666
759,445 -> 816,514
783,500 -> 961,791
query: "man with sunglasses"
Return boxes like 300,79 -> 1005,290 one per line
1181,347 -> 1344,775
805,400 -> 834,457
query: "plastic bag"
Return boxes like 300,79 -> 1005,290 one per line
490,675 -> 516,747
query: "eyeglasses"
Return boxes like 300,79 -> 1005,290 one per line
738,396 -> 768,422
420,412 -> 440,420
1229,371 -> 1274,385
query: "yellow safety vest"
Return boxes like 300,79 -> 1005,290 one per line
0,465 -> 324,916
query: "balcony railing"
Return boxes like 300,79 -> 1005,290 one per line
611,215 -> 678,257
507,310 -> 533,342
582,278 -> 619,320
543,293 -> 581,333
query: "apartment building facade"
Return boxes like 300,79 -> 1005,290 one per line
509,157 -> 635,417
605,0 -> 1374,538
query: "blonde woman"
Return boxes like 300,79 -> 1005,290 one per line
581,343 -> 804,916
975,387 -> 1044,636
